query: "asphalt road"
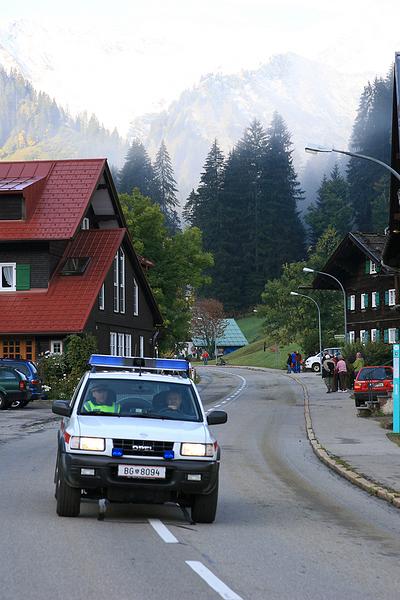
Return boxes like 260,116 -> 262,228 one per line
1,367 -> 400,599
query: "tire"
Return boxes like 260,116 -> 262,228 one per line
0,392 -> 9,410
312,363 -> 321,373
56,467 -> 81,517
191,481 -> 219,523
10,398 -> 29,409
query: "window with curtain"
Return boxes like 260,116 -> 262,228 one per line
0,263 -> 16,291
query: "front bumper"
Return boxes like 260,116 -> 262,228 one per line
60,452 -> 219,499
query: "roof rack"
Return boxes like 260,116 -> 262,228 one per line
88,354 -> 188,375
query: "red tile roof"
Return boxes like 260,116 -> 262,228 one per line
0,229 -> 124,334
0,159 -> 105,240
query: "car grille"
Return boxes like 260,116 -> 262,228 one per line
113,439 -> 174,457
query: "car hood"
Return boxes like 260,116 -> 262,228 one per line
77,415 -> 208,443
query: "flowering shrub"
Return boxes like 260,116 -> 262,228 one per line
37,334 -> 97,400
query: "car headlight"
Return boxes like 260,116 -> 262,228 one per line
181,443 -> 215,457
70,437 -> 105,451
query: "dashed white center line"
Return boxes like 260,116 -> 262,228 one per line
148,518 -> 179,543
186,561 -> 244,599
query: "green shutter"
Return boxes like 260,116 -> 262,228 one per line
365,259 -> 370,274
364,293 -> 369,308
16,264 -> 30,290
384,329 -> 389,343
347,295 -> 351,310
385,290 -> 389,305
376,330 -> 381,342
376,263 -> 381,273
376,292 -> 380,307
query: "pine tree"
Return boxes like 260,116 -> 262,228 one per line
347,75 -> 392,231
118,139 -> 157,198
305,164 -> 351,245
153,140 -> 181,232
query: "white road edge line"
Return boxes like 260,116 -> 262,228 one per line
186,561 -> 244,600
148,518 -> 179,543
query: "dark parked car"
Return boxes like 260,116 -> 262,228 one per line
0,367 -> 29,409
353,366 -> 393,407
0,359 -> 43,400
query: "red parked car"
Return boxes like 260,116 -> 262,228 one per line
353,366 -> 393,407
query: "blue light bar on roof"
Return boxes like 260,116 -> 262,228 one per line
89,354 -> 188,372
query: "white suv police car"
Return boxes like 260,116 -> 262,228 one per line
52,355 -> 227,523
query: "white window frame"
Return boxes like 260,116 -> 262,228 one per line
125,334 -> 132,357
113,253 -> 119,312
81,217 -> 90,230
389,289 -> 396,306
119,249 -> 125,314
349,331 -> 355,344
389,328 -> 397,344
371,291 -> 377,308
133,278 -> 139,316
110,332 -> 117,355
349,294 -> 355,311
360,329 -> 367,344
0,263 -> 16,292
360,293 -> 367,310
50,340 -> 63,354
371,328 -> 377,342
117,333 -> 125,356
369,260 -> 377,274
140,335 -> 144,358
98,283 -> 105,310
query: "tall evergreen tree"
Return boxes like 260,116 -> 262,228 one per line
347,74 -> 392,231
153,140 -> 181,232
305,164 -> 351,244
118,139 -> 157,198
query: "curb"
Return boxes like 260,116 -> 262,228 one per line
202,365 -> 400,507
289,373 -> 400,509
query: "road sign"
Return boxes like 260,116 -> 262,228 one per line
334,334 -> 345,340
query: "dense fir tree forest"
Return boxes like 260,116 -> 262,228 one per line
0,66 -> 127,165
184,115 -> 306,311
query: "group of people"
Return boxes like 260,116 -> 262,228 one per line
286,351 -> 302,373
321,351 -> 364,393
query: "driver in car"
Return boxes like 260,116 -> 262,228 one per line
165,390 -> 184,412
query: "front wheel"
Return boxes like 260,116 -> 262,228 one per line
312,363 -> 321,373
56,468 -> 81,517
191,481 -> 219,523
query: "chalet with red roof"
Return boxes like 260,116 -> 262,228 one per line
0,158 -> 163,361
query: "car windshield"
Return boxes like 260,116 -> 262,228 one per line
78,379 -> 202,421
358,367 -> 393,381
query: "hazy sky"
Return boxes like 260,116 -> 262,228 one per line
1,0 -> 399,132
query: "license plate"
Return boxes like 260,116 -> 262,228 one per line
373,383 -> 384,387
117,464 -> 166,479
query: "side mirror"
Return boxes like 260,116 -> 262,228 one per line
52,399 -> 72,417
207,410 -> 227,425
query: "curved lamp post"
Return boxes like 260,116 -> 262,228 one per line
290,292 -> 322,358
305,145 -> 400,183
303,267 -> 347,343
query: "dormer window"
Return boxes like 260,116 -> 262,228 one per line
0,263 -> 16,291
61,257 -> 90,275
81,217 -> 90,230
0,194 -> 24,220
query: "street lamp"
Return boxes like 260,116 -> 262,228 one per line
303,267 -> 347,343
305,146 -> 400,206
290,292 -> 322,359
305,146 -> 400,182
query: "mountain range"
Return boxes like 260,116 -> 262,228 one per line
0,19 -> 379,208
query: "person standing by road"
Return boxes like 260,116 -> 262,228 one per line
286,353 -> 292,373
352,352 -> 364,380
336,355 -> 348,392
201,350 -> 209,365
321,354 -> 335,393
